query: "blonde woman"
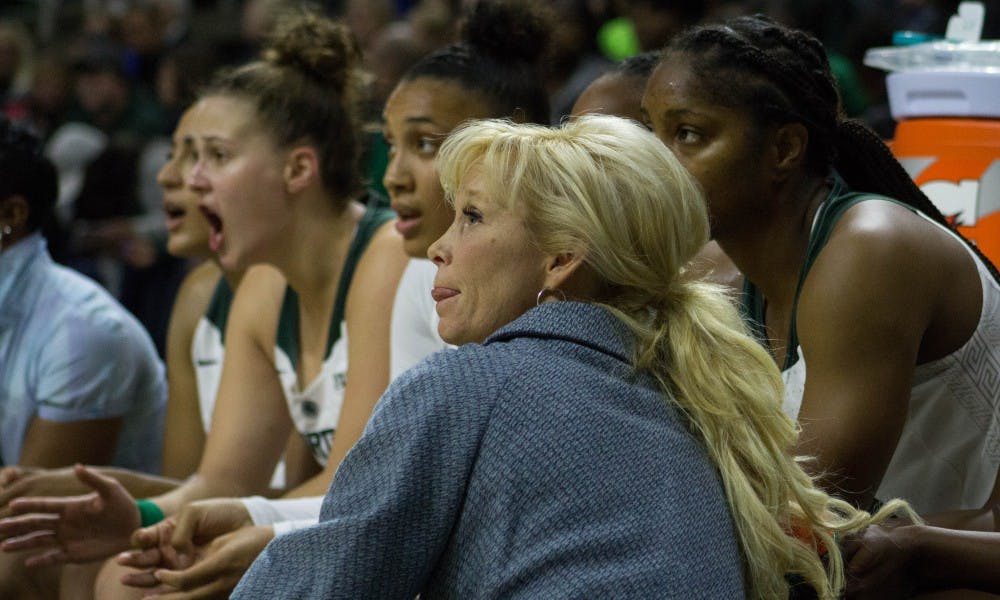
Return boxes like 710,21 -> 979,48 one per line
232,115 -> 904,599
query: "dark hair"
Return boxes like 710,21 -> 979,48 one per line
202,12 -> 369,206
615,50 -> 661,79
662,15 -> 999,281
0,118 -> 58,233
401,0 -> 550,124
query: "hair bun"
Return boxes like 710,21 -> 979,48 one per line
263,13 -> 361,91
462,0 -> 548,65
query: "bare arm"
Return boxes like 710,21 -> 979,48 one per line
280,430 -> 321,491
151,266 -> 293,515
283,222 -> 408,498
18,418 -> 123,468
160,261 -> 220,480
793,204 -> 942,508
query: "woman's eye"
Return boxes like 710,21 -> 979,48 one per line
417,137 -> 438,155
462,207 -> 482,225
676,127 -> 702,145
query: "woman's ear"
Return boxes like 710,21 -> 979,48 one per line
771,122 -> 809,179
283,146 -> 320,195
543,249 -> 598,299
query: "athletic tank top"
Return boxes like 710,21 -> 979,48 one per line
191,277 -> 233,432
741,176 -> 1000,513
274,204 -> 394,466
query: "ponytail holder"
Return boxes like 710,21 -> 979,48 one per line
136,499 -> 165,527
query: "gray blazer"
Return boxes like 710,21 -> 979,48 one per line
233,301 -> 744,599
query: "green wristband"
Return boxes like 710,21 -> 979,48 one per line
136,499 -> 164,527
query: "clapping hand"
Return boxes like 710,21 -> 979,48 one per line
0,464 -> 140,567
116,498 -> 274,599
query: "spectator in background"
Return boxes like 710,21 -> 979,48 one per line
626,0 -> 706,51
542,0 -> 613,124
344,0 -> 398,52
118,1 -> 171,87
407,0 -> 461,50
65,37 -> 167,143
23,48 -> 74,141
0,22 -> 32,123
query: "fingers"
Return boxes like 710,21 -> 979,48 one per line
0,529 -> 59,553
73,464 -> 125,501
168,512 -> 199,558
22,547 -> 69,569
0,466 -> 27,487
0,467 -> 47,508
119,567 -> 163,589
131,519 -> 175,550
0,512 -> 60,538
7,493 -> 94,516
118,547 -> 165,569
153,546 -> 230,591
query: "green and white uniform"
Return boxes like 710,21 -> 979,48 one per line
742,176 -> 1000,513
191,277 -> 233,431
191,277 -> 289,486
274,205 -> 394,466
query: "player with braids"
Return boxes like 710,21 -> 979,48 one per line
0,11 -> 409,598
644,14 -> 1000,518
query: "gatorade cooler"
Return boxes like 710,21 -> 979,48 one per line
865,41 -> 1000,265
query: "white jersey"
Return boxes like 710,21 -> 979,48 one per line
780,216 -> 1000,513
390,259 -> 449,380
274,205 -> 395,467
275,320 -> 349,467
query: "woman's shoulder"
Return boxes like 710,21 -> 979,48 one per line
175,260 -> 224,313
815,197 -> 977,292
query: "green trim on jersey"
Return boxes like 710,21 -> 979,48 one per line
276,200 -> 395,369
204,276 -> 235,344
741,174 -> 917,371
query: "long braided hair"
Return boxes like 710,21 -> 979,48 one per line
662,15 -> 999,282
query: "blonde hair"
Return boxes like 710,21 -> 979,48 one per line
437,115 -> 912,599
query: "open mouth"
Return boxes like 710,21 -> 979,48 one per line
163,202 -> 186,219
163,200 -> 187,231
392,205 -> 422,237
199,205 -> 225,252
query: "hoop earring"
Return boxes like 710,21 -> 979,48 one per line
536,286 -> 567,307
0,225 -> 11,251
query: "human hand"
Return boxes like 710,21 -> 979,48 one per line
0,465 -> 39,487
0,466 -> 90,518
117,497 -> 254,585
0,464 -> 140,567
123,524 -> 275,598
842,523 -> 922,599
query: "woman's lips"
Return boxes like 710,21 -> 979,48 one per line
163,201 -> 186,232
394,215 -> 421,237
431,286 -> 459,303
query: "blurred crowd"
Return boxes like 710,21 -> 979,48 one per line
1,0 -> 998,352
